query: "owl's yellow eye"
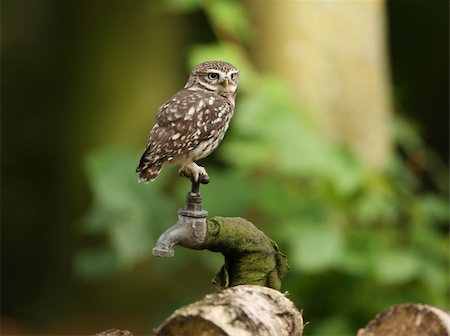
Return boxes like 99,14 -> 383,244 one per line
207,72 -> 219,80
230,73 -> 237,80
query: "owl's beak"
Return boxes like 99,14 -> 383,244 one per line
223,79 -> 230,89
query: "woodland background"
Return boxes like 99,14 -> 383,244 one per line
2,1 -> 449,335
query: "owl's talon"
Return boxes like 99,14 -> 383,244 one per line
195,165 -> 209,184
199,174 -> 209,184
178,163 -> 209,184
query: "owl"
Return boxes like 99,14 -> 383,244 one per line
137,61 -> 239,184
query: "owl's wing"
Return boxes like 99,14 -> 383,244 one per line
136,89 -> 230,178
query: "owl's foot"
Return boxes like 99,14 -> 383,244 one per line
179,163 -> 209,184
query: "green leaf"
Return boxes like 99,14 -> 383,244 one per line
195,169 -> 253,217
340,229 -> 378,276
353,179 -> 400,226
417,194 -> 450,223
374,250 -> 421,284
80,147 -> 177,271
312,316 -> 354,336
283,221 -> 343,272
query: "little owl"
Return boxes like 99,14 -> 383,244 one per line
136,61 -> 239,184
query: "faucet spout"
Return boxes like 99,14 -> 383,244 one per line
152,183 -> 208,257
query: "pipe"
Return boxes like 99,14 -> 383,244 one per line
152,182 -> 208,257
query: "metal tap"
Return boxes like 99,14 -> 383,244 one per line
152,182 -> 208,257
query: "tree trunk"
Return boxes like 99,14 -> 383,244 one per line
155,285 -> 303,336
245,0 -> 392,169
358,303 -> 450,336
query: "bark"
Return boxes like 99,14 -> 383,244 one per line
245,0 -> 392,169
155,285 -> 303,336
357,303 -> 450,336
94,329 -> 133,336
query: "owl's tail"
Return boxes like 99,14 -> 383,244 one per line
136,157 -> 163,183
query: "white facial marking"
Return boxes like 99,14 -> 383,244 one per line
199,80 -> 217,91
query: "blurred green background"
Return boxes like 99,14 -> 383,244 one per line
2,0 -> 448,335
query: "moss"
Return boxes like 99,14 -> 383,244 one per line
204,217 -> 289,290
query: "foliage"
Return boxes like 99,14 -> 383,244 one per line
76,148 -> 177,280
78,1 -> 449,334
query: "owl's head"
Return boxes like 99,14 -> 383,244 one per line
185,61 -> 239,96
